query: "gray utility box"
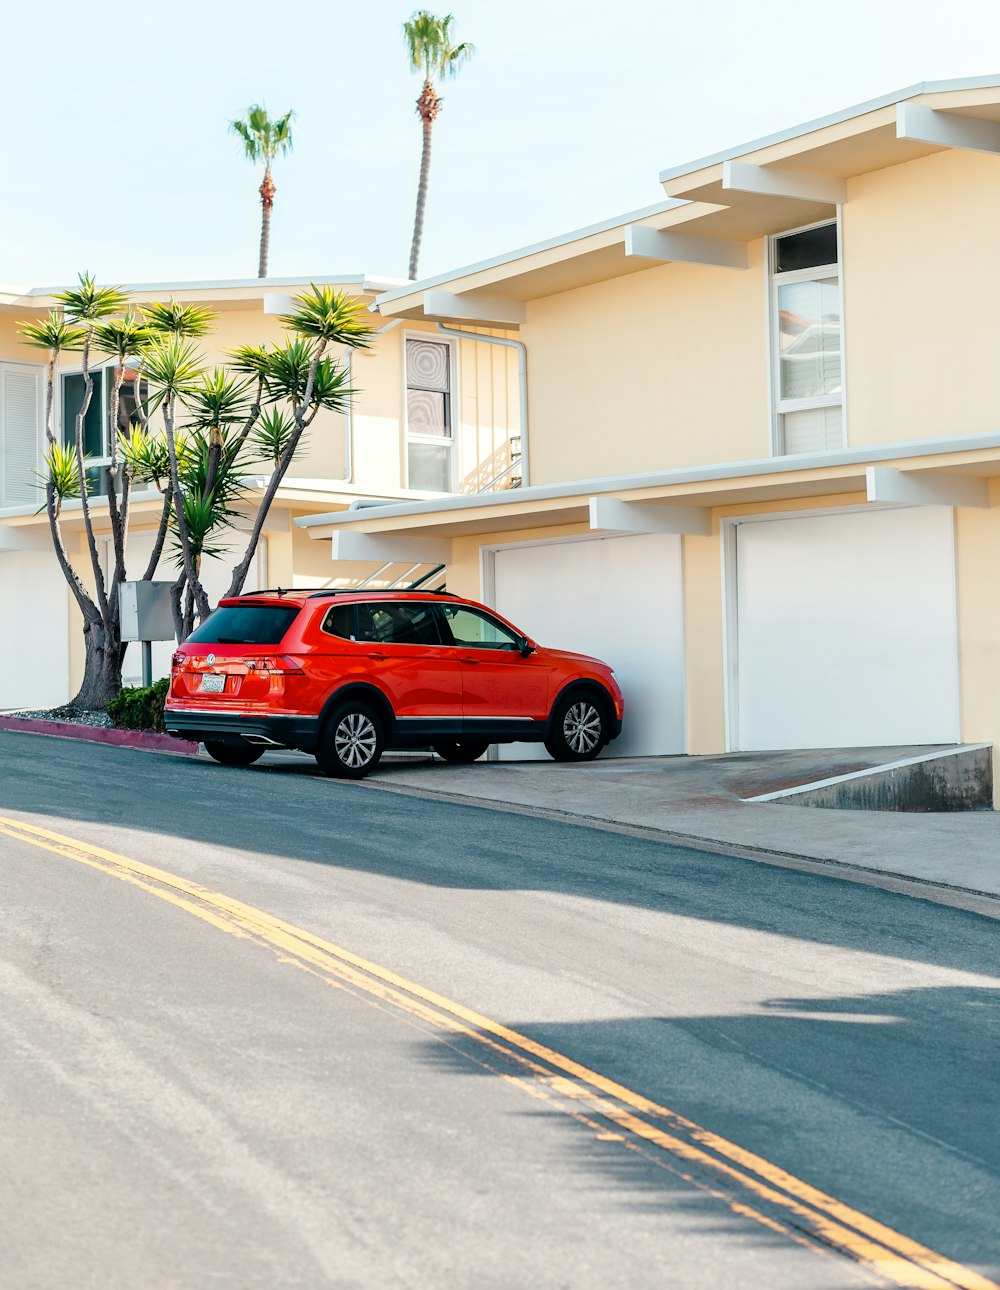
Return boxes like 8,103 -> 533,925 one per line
119,581 -> 177,642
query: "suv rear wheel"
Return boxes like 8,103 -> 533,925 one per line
317,701 -> 384,779
544,691 -> 608,762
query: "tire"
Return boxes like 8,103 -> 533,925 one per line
204,740 -> 265,767
432,740 -> 490,764
316,702 -> 384,779
544,691 -> 608,762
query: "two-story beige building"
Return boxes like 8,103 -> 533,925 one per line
296,77 -> 1000,795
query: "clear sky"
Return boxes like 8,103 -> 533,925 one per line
5,0 -> 1000,289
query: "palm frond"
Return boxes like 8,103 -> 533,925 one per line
230,104 -> 294,167
308,357 -> 356,413
38,441 -> 85,499
227,343 -> 272,379
181,368 -> 255,431
279,285 -> 373,349
248,407 -> 297,464
121,424 -> 173,484
403,11 -> 474,81
261,337 -> 316,404
91,307 -> 151,360
141,337 -> 206,399
54,272 -> 129,323
141,300 -> 216,338
19,310 -> 88,354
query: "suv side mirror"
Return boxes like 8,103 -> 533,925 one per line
517,636 -> 536,657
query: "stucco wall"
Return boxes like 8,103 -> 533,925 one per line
521,243 -> 768,485
843,148 -> 1000,448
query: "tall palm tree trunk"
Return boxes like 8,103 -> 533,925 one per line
409,80 -> 440,280
258,168 -> 276,279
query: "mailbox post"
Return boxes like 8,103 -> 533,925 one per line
118,582 -> 177,686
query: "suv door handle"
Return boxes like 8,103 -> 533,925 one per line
459,655 -> 479,664
367,651 -> 386,660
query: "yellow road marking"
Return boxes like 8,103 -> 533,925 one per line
1,812 -> 995,1290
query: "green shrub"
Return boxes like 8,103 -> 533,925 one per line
107,677 -> 170,733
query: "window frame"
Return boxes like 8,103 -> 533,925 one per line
767,214 -> 846,457
402,331 -> 459,493
59,358 -> 149,493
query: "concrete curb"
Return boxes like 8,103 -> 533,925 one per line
359,777 -> 1000,918
0,715 -> 200,757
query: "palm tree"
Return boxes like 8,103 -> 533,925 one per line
230,105 -> 294,279
403,11 -> 474,280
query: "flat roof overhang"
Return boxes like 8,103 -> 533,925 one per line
296,434 -> 1000,544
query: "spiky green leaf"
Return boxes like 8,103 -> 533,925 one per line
141,300 -> 216,338
19,311 -> 88,354
279,285 -> 373,349
54,273 -> 129,323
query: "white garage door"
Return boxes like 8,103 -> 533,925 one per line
490,533 -> 686,758
733,507 -> 960,750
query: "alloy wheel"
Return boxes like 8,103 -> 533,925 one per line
334,712 -> 378,769
562,701 -> 602,754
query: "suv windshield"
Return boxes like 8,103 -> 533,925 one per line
187,604 -> 300,646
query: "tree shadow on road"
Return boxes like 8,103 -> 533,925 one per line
413,982 -> 1000,1275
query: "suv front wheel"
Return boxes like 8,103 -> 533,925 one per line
317,701 -> 384,779
544,691 -> 608,762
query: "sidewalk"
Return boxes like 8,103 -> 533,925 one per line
362,750 -> 1000,907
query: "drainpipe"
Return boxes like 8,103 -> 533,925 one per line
341,317 -> 404,483
434,322 -> 529,488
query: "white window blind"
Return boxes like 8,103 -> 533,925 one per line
0,363 -> 44,508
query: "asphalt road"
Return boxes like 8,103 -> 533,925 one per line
1,731 -> 997,1289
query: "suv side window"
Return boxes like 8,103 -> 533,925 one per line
358,601 -> 444,647
321,604 -> 357,639
437,603 -> 520,650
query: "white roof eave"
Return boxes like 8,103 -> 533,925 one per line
295,431 -> 1000,531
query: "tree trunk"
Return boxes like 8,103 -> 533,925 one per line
72,614 -> 126,710
409,81 -> 439,281
258,169 -> 275,279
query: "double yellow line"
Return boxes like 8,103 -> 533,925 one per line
1,812 -> 994,1290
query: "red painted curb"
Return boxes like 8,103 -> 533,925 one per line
0,715 -> 200,756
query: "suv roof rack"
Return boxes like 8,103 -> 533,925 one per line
245,564 -> 451,600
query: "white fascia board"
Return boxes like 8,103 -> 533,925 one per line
423,291 -> 526,326
657,75 -> 1000,183
866,465 -> 991,508
330,531 -> 452,565
624,226 -> 747,269
294,431 -> 1000,532
896,103 -> 1000,155
722,161 -> 847,205
589,497 -> 712,535
374,199 -> 690,311
23,274 -> 370,299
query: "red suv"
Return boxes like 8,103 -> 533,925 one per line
165,589 -> 623,778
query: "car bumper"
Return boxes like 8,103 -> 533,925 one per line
164,707 -> 319,751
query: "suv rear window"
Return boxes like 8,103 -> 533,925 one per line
187,604 -> 300,646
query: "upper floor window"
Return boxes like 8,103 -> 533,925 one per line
405,337 -> 454,492
770,221 -> 844,455
61,363 -> 148,495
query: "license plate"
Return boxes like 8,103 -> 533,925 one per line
200,673 -> 226,694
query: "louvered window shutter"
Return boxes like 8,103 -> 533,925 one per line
0,363 -> 44,508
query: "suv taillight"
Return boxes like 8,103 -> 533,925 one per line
254,655 -> 305,675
